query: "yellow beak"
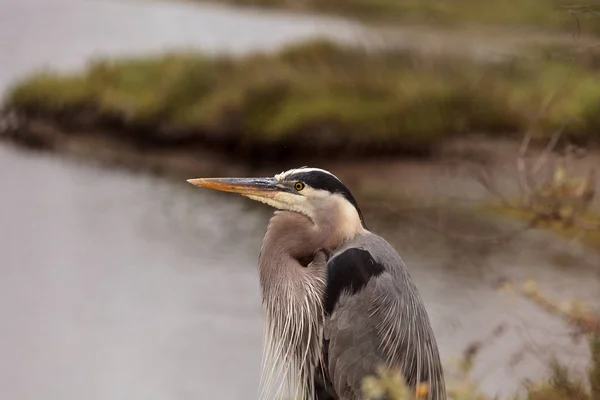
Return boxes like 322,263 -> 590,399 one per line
186,177 -> 279,198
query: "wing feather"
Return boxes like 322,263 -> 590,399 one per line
320,233 -> 447,400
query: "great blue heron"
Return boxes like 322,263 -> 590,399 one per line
187,167 -> 446,400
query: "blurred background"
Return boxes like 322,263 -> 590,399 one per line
1,0 -> 599,399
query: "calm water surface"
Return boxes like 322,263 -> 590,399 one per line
1,1 -> 599,399
0,0 -> 364,96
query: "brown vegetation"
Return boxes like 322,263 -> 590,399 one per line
4,39 -> 600,164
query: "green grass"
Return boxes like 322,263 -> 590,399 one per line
211,0 -> 600,36
5,39 -> 600,155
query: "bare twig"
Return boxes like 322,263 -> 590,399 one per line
472,6 -> 600,245
570,8 -> 582,40
531,122 -> 566,177
574,217 -> 600,230
517,131 -> 534,205
522,281 -> 600,336
567,6 -> 600,17
472,166 -> 515,208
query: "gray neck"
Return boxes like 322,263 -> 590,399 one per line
257,211 -> 328,400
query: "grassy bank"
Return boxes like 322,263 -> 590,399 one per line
5,40 -> 600,160
210,0 -> 600,36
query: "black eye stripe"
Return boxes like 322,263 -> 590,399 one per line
285,171 -> 366,227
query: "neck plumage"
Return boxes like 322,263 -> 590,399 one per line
257,211 -> 325,400
256,201 -> 365,400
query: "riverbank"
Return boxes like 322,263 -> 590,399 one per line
3,38 -> 600,217
5,39 -> 600,159
4,108 -> 600,227
202,0 -> 600,36
3,21 -> 600,255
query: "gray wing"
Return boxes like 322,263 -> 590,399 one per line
322,233 -> 447,400
323,283 -> 386,399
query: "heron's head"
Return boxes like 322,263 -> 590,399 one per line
187,167 -> 366,229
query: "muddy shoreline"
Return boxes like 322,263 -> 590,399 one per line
0,108 -> 476,183
3,109 -> 599,214
2,108 -> 440,173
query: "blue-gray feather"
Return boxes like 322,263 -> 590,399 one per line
319,232 -> 447,400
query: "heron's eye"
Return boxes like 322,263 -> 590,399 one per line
294,182 -> 305,191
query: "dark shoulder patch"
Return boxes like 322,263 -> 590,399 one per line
324,248 -> 385,315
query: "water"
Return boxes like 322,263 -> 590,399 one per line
1,1 -> 599,399
0,0 -> 364,96
0,145 -> 265,399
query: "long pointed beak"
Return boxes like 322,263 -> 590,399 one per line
186,177 -> 279,198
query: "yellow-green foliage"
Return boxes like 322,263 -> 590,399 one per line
361,335 -> 600,400
591,337 -> 600,400
480,155 -> 600,249
214,0 -> 600,36
526,360 -> 590,400
362,366 -> 411,399
6,39 -> 600,151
